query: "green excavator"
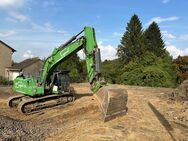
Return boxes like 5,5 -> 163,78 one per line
8,26 -> 128,121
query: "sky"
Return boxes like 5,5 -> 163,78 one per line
0,0 -> 188,62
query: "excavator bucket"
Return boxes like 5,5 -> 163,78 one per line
94,85 -> 128,122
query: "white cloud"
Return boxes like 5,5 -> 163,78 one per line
180,34 -> 188,41
0,0 -> 25,9
43,22 -> 54,32
42,1 -> 55,8
166,45 -> 183,58
77,50 -> 85,60
56,30 -> 67,34
22,50 -> 34,58
9,11 -> 28,22
31,22 -> 68,35
98,41 -> 117,61
32,22 -> 53,32
166,45 -> 188,58
77,41 -> 117,61
162,0 -> 170,3
112,32 -> 122,37
147,16 -> 179,25
162,30 -> 176,40
0,0 -> 28,23
5,17 -> 17,23
165,41 -> 171,45
0,30 -> 17,37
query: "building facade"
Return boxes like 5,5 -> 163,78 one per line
0,40 -> 16,78
6,58 -> 43,80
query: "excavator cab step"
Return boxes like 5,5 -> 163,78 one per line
94,86 -> 128,122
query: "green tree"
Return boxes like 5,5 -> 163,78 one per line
116,15 -> 176,87
102,59 -> 123,84
117,14 -> 144,63
57,54 -> 85,82
144,22 -> 165,57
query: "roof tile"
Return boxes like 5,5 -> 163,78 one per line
9,58 -> 42,70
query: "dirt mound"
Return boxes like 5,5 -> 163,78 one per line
170,80 -> 188,100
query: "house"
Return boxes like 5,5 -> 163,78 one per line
0,40 -> 16,78
6,58 -> 43,80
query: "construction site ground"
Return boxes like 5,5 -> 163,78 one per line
0,83 -> 187,141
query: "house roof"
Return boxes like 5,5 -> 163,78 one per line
8,58 -> 42,70
0,40 -> 16,52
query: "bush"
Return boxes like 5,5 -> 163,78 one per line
142,66 -> 174,87
0,76 -> 13,85
102,59 -> 123,84
173,56 -> 188,84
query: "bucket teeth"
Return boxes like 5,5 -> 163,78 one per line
94,86 -> 128,122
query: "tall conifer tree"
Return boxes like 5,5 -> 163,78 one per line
144,22 -> 165,57
117,14 -> 143,63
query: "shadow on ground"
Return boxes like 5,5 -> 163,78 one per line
148,102 -> 176,141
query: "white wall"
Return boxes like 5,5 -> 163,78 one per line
12,72 -> 20,80
5,70 -> 20,81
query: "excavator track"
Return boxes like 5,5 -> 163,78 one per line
8,95 -> 25,108
8,93 -> 75,114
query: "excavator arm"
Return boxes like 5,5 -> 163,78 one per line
39,26 -> 104,93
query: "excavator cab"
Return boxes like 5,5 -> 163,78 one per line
49,70 -> 70,93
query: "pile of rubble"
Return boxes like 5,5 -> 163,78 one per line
169,80 -> 188,101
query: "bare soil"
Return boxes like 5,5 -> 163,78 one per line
0,84 -> 187,141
